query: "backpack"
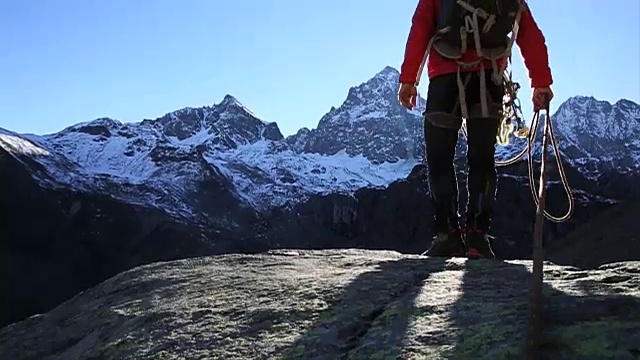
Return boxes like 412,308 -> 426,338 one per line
418,0 -> 526,129
432,0 -> 523,62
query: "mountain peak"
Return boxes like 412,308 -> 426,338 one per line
563,95 -> 600,106
57,117 -> 123,137
373,65 -> 400,79
214,94 -> 269,123
219,94 -> 243,108
614,98 -> 639,109
558,96 -> 638,114
373,66 -> 400,82
556,96 -> 640,117
567,95 -> 597,102
343,66 -> 401,106
290,65 -> 424,163
557,95 -> 610,114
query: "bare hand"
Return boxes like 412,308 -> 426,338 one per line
398,83 -> 418,110
533,87 -> 554,111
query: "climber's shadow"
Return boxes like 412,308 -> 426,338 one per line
280,257 -> 640,360
280,256 -> 447,359
281,257 -> 640,359
440,260 -> 640,359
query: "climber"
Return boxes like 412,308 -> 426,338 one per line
397,0 -> 554,259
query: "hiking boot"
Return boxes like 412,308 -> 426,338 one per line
422,229 -> 466,258
465,229 -> 496,259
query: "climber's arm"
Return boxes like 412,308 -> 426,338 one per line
515,3 -> 553,88
399,0 -> 437,84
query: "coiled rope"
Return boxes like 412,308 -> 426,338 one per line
460,69 -> 574,222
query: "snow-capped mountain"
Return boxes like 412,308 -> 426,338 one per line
547,96 -> 640,179
0,68 -> 423,217
147,94 -> 284,148
1,65 -> 638,224
286,66 -> 425,164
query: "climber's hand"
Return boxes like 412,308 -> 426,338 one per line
398,83 -> 418,110
533,87 -> 553,112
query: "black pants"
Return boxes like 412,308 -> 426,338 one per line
423,70 -> 504,233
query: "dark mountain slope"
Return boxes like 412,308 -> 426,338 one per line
0,147 -> 261,328
547,196 -> 640,269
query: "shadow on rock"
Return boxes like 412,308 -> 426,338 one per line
0,273 -> 192,360
441,260 -> 640,360
1,251 -> 638,359
281,257 -> 448,359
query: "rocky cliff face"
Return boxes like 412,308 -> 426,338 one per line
286,66 -> 425,164
1,250 -> 638,359
257,163 -> 613,260
549,96 -> 640,177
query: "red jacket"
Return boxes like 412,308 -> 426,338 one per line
399,0 -> 552,88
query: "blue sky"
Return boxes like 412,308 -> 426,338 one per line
1,0 -> 639,136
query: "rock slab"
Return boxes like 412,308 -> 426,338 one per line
1,249 -> 639,359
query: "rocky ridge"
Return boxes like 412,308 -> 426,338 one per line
1,250 -> 638,359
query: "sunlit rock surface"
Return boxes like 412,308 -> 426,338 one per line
1,249 -> 639,359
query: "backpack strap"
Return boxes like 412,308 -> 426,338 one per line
498,0 -> 526,76
415,27 -> 450,86
455,0 -> 526,121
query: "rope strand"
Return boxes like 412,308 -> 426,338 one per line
522,104 -> 551,359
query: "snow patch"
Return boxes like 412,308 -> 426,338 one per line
205,140 -> 417,209
0,129 -> 50,156
168,128 -> 212,147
